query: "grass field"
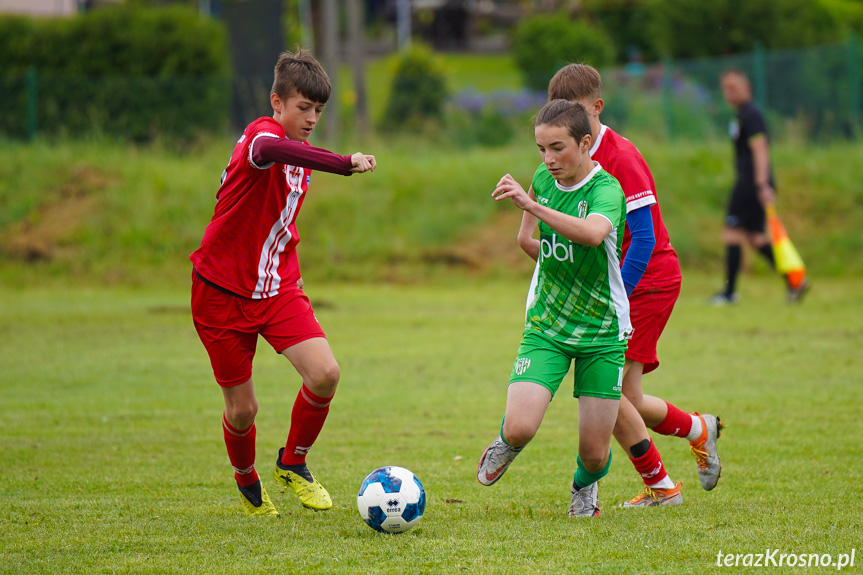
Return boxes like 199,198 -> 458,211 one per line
2,273 -> 861,574
2,136 -> 863,288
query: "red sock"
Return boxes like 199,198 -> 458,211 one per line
280,383 -> 333,466
223,414 -> 259,487
650,401 -> 693,438
630,439 -> 668,486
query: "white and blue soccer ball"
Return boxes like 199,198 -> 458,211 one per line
357,466 -> 426,534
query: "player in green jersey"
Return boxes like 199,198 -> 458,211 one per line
478,99 -> 632,517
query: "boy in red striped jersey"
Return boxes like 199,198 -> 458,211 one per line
190,49 -> 376,516
544,64 -> 723,506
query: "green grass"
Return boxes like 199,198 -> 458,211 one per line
0,137 -> 543,285
2,137 -> 863,288
2,274 -> 861,574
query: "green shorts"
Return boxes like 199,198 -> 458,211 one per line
509,330 -> 625,400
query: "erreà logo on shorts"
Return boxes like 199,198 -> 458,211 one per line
515,358 -> 531,375
541,233 -> 578,263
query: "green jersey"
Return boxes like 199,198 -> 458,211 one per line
525,162 -> 632,347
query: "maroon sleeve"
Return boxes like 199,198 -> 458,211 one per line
252,137 -> 354,176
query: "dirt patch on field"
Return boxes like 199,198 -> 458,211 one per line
3,167 -> 109,262
423,210 -> 534,272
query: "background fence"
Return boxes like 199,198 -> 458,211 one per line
1,37 -> 861,143
596,36 -> 861,141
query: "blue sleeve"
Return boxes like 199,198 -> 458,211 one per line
622,205 -> 656,297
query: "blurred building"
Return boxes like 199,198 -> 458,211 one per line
0,0 -> 120,16
368,0 -> 527,52
0,0 -> 77,16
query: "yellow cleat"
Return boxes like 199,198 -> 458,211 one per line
238,480 -> 279,517
274,448 -> 332,511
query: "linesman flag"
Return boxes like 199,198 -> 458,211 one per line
765,203 -> 806,289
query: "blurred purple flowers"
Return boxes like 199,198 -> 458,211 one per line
452,88 -> 547,116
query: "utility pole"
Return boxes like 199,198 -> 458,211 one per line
397,0 -> 411,50
347,0 -> 368,139
299,0 -> 314,49
321,0 -> 339,141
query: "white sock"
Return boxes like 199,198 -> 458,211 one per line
648,476 -> 676,490
685,414 -> 703,442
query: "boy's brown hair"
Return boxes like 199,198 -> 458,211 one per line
271,48 -> 331,103
535,99 -> 592,144
548,63 -> 602,102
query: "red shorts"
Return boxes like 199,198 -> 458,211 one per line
626,281 -> 681,374
191,271 -> 326,387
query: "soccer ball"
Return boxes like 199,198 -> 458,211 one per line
357,466 -> 426,534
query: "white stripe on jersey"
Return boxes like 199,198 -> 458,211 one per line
253,167 -> 305,299
525,261 -> 540,320
625,195 -> 657,213
603,229 -> 633,341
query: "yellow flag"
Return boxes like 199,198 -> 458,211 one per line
765,203 -> 806,288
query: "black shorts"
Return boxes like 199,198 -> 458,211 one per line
726,184 -> 766,233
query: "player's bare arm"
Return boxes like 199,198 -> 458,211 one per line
493,174 -> 612,247
517,186 -> 540,261
749,134 -> 775,205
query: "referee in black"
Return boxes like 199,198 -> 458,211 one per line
711,68 -> 808,305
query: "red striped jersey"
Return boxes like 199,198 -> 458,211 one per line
191,117 -> 348,299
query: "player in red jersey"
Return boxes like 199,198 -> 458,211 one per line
190,49 -> 376,516
541,64 -> 723,505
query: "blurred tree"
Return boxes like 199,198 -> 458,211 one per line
0,4 -> 229,140
378,43 -> 446,133
511,13 -> 615,92
645,0 -> 848,58
820,0 -> 863,35
581,0 -> 657,64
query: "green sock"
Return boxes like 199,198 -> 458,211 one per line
499,415 -> 514,446
500,414 -> 521,449
497,416 -> 527,451
573,450 -> 612,490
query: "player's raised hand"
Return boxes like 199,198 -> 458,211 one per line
350,153 -> 376,173
492,174 -> 533,210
